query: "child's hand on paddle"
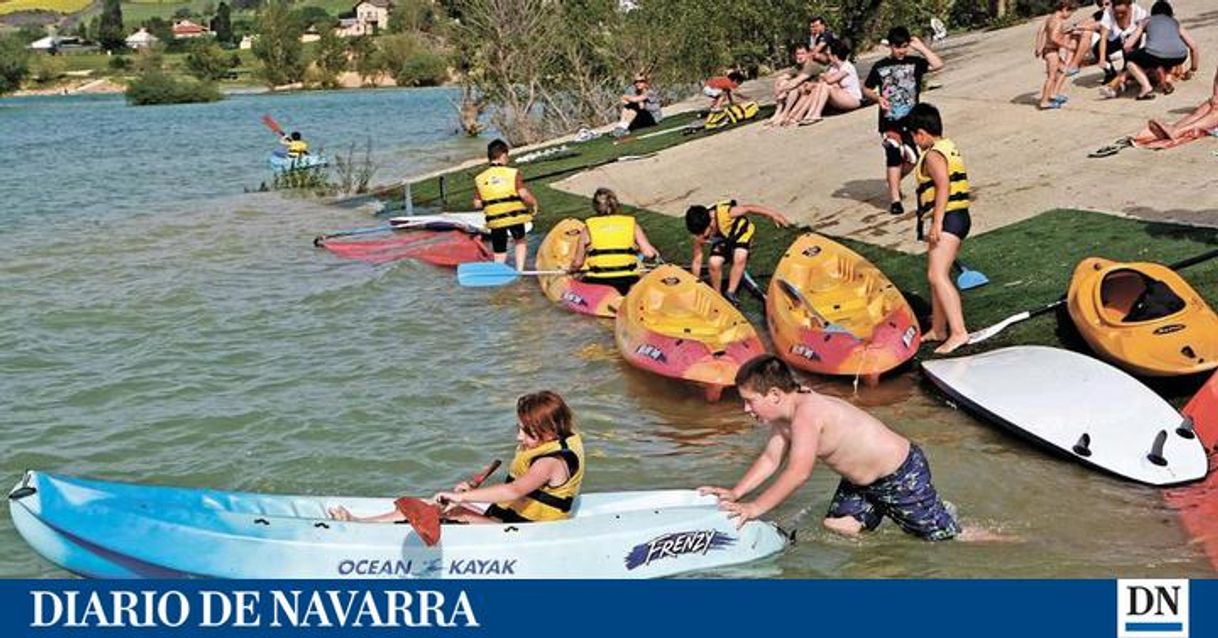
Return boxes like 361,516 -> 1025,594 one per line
452,480 -> 474,493
432,491 -> 460,507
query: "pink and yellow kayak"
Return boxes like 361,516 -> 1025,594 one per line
615,265 -> 764,401
535,218 -> 623,318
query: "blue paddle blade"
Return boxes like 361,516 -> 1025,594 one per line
457,262 -> 519,287
955,262 -> 989,290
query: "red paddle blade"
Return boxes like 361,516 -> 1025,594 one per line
394,497 -> 442,546
261,114 -> 283,135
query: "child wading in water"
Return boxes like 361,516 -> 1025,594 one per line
473,139 -> 539,272
329,391 -> 586,524
907,103 -> 971,354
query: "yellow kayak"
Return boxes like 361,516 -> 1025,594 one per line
615,265 -> 765,401
535,218 -> 623,318
1067,257 -> 1218,376
766,233 -> 920,379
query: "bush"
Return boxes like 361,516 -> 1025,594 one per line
31,56 -> 67,84
108,56 -> 132,71
0,35 -> 31,94
185,40 -> 232,81
395,49 -> 448,87
125,71 -> 223,105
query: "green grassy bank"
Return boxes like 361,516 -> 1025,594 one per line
387,110 -> 1218,401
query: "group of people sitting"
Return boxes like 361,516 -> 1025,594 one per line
1038,0 -> 1200,108
767,17 -> 866,126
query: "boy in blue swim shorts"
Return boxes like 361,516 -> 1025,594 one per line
699,355 -> 960,541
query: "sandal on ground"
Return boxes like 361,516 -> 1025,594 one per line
1135,92 -> 1156,101
1051,94 -> 1069,104
1099,86 -> 1118,99
1162,84 -> 1175,95
1039,102 -> 1063,110
1088,144 -> 1124,158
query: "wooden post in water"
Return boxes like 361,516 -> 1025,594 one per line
439,175 -> 447,209
404,180 -> 414,216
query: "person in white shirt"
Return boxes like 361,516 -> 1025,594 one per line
797,40 -> 864,125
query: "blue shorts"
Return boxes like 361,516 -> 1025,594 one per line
826,444 -> 960,541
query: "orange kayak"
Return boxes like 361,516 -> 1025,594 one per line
535,218 -> 623,318
1164,370 -> 1218,570
615,265 -> 765,401
1067,257 -> 1218,376
766,233 -> 920,378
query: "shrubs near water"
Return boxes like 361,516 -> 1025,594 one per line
126,71 -> 223,106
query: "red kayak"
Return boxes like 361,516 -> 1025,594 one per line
320,230 -> 491,267
1163,370 -> 1218,570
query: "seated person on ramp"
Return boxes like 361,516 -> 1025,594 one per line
568,187 -> 661,295
329,391 -> 585,525
474,139 -> 539,271
703,71 -> 747,112
685,199 -> 791,306
700,356 -> 997,542
612,74 -> 664,138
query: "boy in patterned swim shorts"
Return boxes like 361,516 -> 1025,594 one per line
699,355 -> 959,541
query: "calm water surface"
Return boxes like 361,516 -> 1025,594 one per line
0,90 -> 1207,578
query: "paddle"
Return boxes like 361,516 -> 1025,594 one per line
954,260 -> 989,290
261,114 -> 284,137
775,277 -> 855,336
313,216 -> 483,246
457,262 -> 570,287
967,247 -> 1218,345
393,459 -> 502,547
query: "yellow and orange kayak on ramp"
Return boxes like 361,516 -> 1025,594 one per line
615,265 -> 765,401
1067,257 -> 1218,377
536,218 -> 624,318
766,233 -> 920,380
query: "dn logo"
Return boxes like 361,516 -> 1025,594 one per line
1118,579 -> 1188,638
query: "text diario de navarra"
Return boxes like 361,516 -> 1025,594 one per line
30,589 -> 479,628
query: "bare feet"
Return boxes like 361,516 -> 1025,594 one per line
957,527 -> 1021,542
922,330 -> 947,344
933,334 -> 969,354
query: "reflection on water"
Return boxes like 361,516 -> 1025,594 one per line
0,91 -> 1210,579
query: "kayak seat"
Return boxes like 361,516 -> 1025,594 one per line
1100,269 -> 1184,323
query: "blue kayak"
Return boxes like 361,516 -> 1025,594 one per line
268,149 -> 327,173
8,471 -> 788,579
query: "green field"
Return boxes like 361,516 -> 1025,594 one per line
0,0 -> 91,16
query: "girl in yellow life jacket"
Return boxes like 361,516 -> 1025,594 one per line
281,131 -> 309,158
474,138 -> 539,272
567,188 -> 661,295
434,391 -> 585,524
907,103 -> 971,355
685,200 -> 791,306
328,391 -> 585,525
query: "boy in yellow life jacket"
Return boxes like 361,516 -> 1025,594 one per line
281,131 -> 309,158
685,200 -> 791,306
328,391 -> 586,525
474,139 -> 538,271
567,187 -> 661,295
907,103 -> 971,355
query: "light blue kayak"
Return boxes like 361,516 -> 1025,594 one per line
8,471 -> 788,579
268,149 -> 328,173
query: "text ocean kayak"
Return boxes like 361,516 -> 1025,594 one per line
615,265 -> 765,401
536,218 -> 624,318
767,233 -> 920,379
8,472 -> 787,579
1066,257 -> 1218,376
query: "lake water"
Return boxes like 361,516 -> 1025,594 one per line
0,88 -> 1208,578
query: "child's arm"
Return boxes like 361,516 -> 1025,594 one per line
634,225 -> 660,261
723,419 -> 819,526
910,36 -> 944,72
1123,22 -> 1147,53
1047,16 -> 1072,48
1180,27 -> 1200,78
734,203 -> 792,227
568,228 -> 590,272
689,236 -> 705,277
518,175 -> 539,213
1035,19 -> 1048,56
924,149 -> 951,245
699,429 -> 788,502
434,457 -> 562,506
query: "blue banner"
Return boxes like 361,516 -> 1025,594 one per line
0,579 -> 1210,637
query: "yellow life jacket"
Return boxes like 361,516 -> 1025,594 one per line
475,165 -> 533,229
712,199 -> 754,244
287,140 -> 309,157
915,138 -> 970,218
498,433 -> 585,522
585,215 -> 638,279
705,101 -> 760,129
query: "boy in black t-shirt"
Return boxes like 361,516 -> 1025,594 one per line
861,27 -> 945,216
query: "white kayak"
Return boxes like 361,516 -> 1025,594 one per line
8,472 -> 788,579
386,212 -> 533,236
921,346 -> 1207,486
